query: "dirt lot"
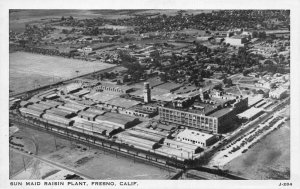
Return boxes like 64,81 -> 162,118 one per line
11,153 -> 82,180
9,150 -> 33,178
9,52 -> 115,94
11,126 -> 171,180
223,123 -> 290,180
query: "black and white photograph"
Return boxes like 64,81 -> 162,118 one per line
1,0 -> 300,188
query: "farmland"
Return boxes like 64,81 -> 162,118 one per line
9,52 -> 115,94
9,10 -> 108,32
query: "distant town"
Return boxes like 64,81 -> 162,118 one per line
9,10 -> 290,180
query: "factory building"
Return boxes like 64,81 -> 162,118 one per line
269,87 -> 287,99
95,82 -> 133,94
143,82 -> 151,103
19,108 -> 43,118
64,103 -> 88,111
27,103 -> 52,112
45,108 -> 74,118
95,112 -> 139,129
61,83 -> 82,94
77,111 -> 99,121
158,89 -> 248,134
225,35 -> 248,47
20,101 -> 33,107
163,138 -> 202,153
133,125 -> 170,138
72,117 -> 121,137
42,113 -> 74,126
117,133 -> 161,150
237,107 -> 264,120
121,129 -> 164,143
85,107 -> 106,115
38,101 -> 59,108
176,129 -> 217,147
125,105 -> 157,118
104,97 -> 140,111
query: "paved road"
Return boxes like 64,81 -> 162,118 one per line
201,97 -> 290,165
10,148 -> 94,179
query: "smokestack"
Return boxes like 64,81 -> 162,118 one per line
199,88 -> 204,101
143,82 -> 151,103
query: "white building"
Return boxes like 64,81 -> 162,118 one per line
255,79 -> 275,89
176,129 -> 217,147
225,35 -> 248,47
269,87 -> 287,99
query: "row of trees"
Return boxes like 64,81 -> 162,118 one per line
252,31 -> 267,38
118,50 -> 145,82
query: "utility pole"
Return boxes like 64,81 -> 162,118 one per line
9,150 -> 13,176
22,155 -> 26,172
54,135 -> 57,150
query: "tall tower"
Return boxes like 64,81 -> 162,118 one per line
199,88 -> 204,101
143,82 -> 151,103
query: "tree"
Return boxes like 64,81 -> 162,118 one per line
258,31 -> 266,39
19,40 -> 27,47
198,74 -> 203,82
159,73 -> 168,82
90,27 -> 99,36
213,84 -> 223,91
222,76 -> 233,86
62,29 -> 69,34
243,70 -> 250,76
252,31 -> 258,38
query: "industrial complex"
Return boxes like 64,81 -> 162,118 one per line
8,9 -> 291,181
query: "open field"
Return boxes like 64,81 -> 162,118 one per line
10,10 -> 108,32
223,122 -> 290,179
12,159 -> 62,180
9,150 -> 33,178
10,126 -> 171,179
9,52 -> 115,94
9,127 -> 37,178
9,9 -> 141,32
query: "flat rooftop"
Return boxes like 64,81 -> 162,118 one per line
135,77 -> 166,88
155,82 -> 183,92
63,83 -> 82,92
237,107 -> 263,119
229,35 -> 246,39
105,97 -> 140,109
190,102 -> 219,115
247,95 -> 264,106
207,107 -> 232,118
130,87 -> 175,102
84,91 -> 118,102
177,129 -> 215,141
